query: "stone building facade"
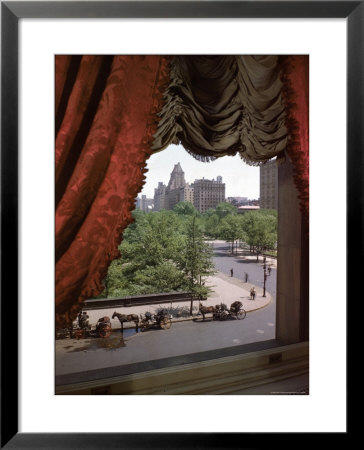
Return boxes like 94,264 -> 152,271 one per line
260,159 -> 278,210
153,163 -> 195,211
153,182 -> 167,211
192,177 -> 225,213
136,194 -> 154,212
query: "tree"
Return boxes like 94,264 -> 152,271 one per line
178,215 -> 216,314
218,214 -> 246,254
173,201 -> 198,216
132,262 -> 185,294
203,213 -> 220,238
101,210 -> 216,307
101,210 -> 186,297
215,202 -> 237,221
242,211 -> 277,260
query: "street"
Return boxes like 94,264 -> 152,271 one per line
211,241 -> 276,299
56,241 -> 277,384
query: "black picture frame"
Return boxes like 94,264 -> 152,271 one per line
1,1 -> 357,447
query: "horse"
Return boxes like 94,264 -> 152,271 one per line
199,303 -> 215,321
112,312 -> 139,332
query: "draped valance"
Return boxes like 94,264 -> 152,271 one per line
55,54 -> 308,327
153,55 -> 288,163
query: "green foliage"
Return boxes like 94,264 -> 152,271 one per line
201,203 -> 237,238
173,201 -> 198,216
101,209 -> 215,299
241,211 -> 277,253
214,202 -> 237,220
177,215 -> 216,313
178,216 -> 216,296
100,203 -> 277,300
132,262 -> 185,294
203,213 -> 220,238
218,214 -> 246,253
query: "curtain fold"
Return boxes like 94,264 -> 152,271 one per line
55,55 -> 171,326
55,55 -> 72,118
281,55 -> 309,221
152,55 -> 288,163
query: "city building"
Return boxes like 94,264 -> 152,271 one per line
192,177 -> 225,213
153,182 -> 167,211
152,164 -> 226,213
183,183 -> 194,204
237,205 -> 260,213
260,159 -> 278,210
227,196 -> 248,206
154,163 -> 195,211
167,162 -> 185,191
136,194 -> 154,212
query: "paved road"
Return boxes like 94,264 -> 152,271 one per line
211,241 -> 276,299
56,241 -> 277,379
211,241 -> 277,342
56,315 -> 276,378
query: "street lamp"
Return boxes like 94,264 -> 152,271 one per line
262,256 -> 272,297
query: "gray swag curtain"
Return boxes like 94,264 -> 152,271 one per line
152,55 -> 288,164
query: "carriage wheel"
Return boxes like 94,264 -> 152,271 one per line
74,329 -> 86,339
237,309 -> 246,320
98,325 -> 112,338
162,317 -> 171,329
140,322 -> 148,332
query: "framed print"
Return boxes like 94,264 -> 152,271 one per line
1,0 -> 357,447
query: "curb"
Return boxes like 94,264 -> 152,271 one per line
113,299 -> 272,332
81,272 -> 272,331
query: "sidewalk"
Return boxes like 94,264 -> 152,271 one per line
76,271 -> 271,330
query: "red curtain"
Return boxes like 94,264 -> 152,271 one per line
55,55 -> 171,326
281,55 -> 309,223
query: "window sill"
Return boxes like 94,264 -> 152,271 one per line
56,340 -> 308,395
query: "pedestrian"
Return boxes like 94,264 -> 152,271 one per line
250,287 -> 256,300
245,272 -> 248,283
230,268 -> 233,277
268,266 -> 271,275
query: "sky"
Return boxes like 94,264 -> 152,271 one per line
140,144 -> 260,200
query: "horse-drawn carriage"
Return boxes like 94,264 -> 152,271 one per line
139,309 -> 172,332
199,301 -> 246,321
72,314 -> 112,339
94,316 -> 113,338
57,307 -> 174,340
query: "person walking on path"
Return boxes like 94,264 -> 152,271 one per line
245,272 -> 248,283
230,268 -> 233,277
250,287 -> 256,300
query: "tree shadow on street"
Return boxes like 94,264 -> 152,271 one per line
233,258 -> 262,264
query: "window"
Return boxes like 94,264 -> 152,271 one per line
56,145 -> 308,395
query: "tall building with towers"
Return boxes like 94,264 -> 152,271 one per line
167,162 -> 185,191
153,164 -> 226,213
153,162 -> 195,211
